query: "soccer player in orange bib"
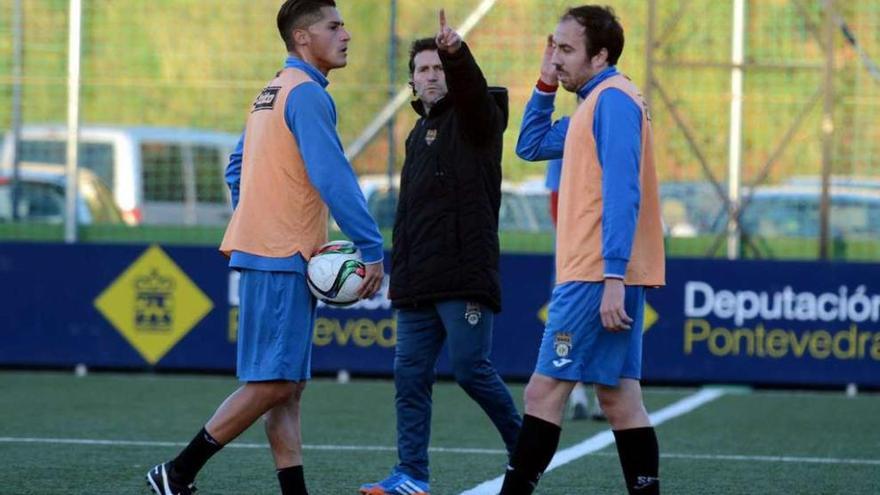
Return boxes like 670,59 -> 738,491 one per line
499,5 -> 665,495
146,2 -> 383,494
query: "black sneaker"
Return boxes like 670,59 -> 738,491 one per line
146,463 -> 197,495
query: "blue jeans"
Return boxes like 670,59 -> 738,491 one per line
393,300 -> 522,481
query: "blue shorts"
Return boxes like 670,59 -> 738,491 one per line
236,269 -> 315,382
534,281 -> 645,387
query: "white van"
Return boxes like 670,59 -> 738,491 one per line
0,125 -> 238,225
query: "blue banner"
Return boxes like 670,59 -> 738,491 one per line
1,242 -> 878,387
644,259 -> 880,387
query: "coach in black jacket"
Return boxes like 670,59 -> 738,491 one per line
389,46 -> 507,311
359,11 -> 522,495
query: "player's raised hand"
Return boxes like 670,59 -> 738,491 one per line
540,34 -> 558,86
435,9 -> 462,54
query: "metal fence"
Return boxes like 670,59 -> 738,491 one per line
1,0 -> 879,260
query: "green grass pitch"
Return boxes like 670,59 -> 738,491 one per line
0,371 -> 877,494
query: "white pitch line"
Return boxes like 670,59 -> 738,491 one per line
588,451 -> 880,466
1,434 -> 877,468
460,387 -> 727,495
0,436 -> 505,455
660,452 -> 880,466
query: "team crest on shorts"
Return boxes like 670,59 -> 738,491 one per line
554,332 -> 572,357
425,129 -> 438,145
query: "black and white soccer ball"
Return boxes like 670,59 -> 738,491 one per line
306,240 -> 365,306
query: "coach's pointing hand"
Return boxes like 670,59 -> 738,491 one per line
436,9 -> 462,54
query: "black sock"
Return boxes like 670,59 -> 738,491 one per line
169,427 -> 223,484
277,465 -> 308,495
500,414 -> 561,495
613,427 -> 660,495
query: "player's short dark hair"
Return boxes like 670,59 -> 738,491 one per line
562,5 -> 625,65
277,0 -> 337,51
408,38 -> 439,75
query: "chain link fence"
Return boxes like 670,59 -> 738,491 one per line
1,0 -> 879,259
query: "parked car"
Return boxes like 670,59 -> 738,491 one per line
357,174 -> 399,230
1,125 -> 238,225
740,185 -> 880,239
659,181 -> 729,237
656,179 -> 880,240
0,163 -> 124,224
356,174 -> 555,232
785,175 -> 880,192
359,176 -> 880,240
500,183 -> 554,232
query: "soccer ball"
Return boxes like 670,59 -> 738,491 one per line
306,240 -> 365,306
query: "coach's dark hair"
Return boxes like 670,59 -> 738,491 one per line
277,0 -> 337,51
562,5 -> 624,65
408,38 -> 439,75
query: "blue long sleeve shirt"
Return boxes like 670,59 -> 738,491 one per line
516,67 -> 643,278
515,92 -> 569,162
545,159 -> 562,193
225,56 -> 383,272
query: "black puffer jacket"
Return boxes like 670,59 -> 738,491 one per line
389,42 -> 508,312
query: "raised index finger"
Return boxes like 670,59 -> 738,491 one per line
439,8 -> 447,30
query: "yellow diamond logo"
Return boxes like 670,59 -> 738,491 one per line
94,245 -> 214,364
643,303 -> 658,333
537,302 -> 549,324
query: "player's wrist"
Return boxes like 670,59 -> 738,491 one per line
603,257 -> 628,277
536,77 -> 558,93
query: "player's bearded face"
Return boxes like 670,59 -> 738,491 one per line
411,50 -> 449,106
304,7 -> 351,72
551,19 -> 596,92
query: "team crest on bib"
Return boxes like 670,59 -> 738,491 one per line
554,332 -> 572,357
425,129 -> 438,145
